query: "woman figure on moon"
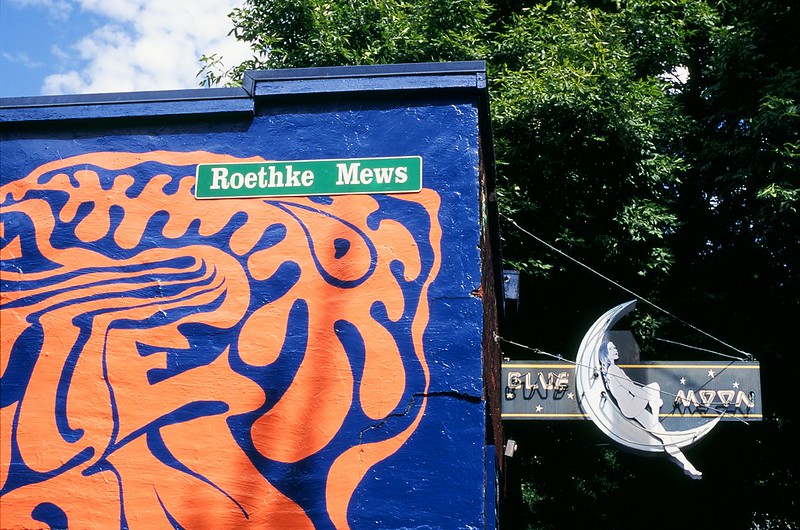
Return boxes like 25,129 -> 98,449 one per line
599,339 -> 703,479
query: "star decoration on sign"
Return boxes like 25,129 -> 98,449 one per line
535,405 -> 543,413
733,381 -> 740,389
567,392 -> 575,400
680,377 -> 686,385
707,369 -> 715,378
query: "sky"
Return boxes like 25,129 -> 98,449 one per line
0,0 -> 254,98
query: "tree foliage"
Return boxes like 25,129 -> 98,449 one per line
202,1 -> 800,528
491,2 -> 687,282
201,0 -> 491,85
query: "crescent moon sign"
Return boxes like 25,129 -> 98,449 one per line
575,301 -> 722,456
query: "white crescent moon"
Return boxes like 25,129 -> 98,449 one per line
574,301 -> 721,454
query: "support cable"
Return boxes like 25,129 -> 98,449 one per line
500,213 -> 753,361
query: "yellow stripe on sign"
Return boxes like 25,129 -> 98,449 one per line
617,364 -> 759,369
502,364 -> 572,369
501,413 -> 588,418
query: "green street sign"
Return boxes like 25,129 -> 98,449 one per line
195,156 -> 422,199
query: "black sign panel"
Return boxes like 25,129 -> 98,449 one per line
501,361 -> 762,426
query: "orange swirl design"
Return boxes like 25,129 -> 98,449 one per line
0,151 -> 441,529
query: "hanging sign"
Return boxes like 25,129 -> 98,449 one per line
195,156 -> 422,199
501,360 -> 761,424
501,300 -> 762,479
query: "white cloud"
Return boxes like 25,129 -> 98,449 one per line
40,71 -> 84,93
2,51 -> 42,69
41,0 -> 252,95
9,0 -> 72,20
77,0 -> 142,20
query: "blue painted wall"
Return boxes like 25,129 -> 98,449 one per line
0,63 -> 499,529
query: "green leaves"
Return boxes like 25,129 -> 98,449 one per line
491,2 -> 684,284
200,0 -> 491,85
757,183 -> 799,214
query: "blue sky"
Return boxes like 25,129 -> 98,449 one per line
0,0 -> 252,98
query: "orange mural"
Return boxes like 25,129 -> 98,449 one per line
0,151 -> 442,529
